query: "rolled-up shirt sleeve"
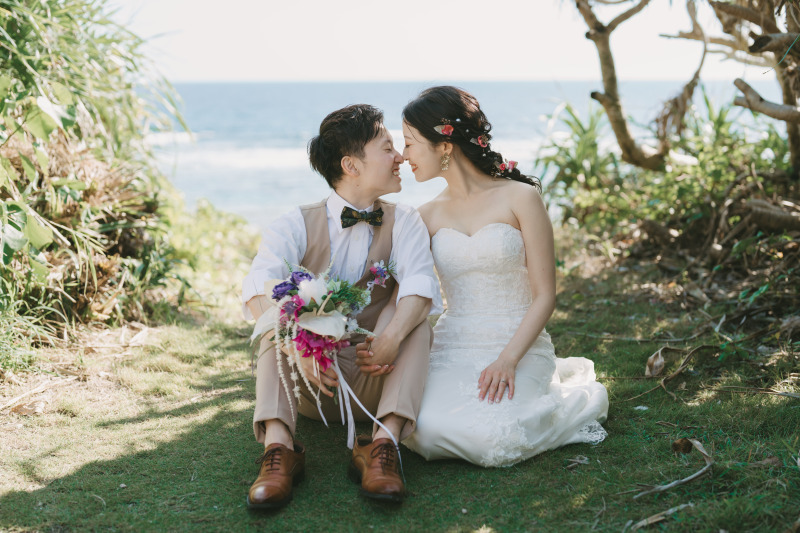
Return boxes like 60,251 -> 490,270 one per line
390,205 -> 443,315
241,208 -> 307,320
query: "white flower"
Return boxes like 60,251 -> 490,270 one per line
298,310 -> 347,340
297,278 -> 329,305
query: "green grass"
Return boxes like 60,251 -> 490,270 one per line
1,267 -> 799,532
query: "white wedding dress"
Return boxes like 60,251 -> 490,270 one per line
403,223 -> 609,467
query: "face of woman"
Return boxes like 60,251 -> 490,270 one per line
402,122 -> 444,182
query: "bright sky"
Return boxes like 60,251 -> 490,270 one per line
113,0 -> 766,83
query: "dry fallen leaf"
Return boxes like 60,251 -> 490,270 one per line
565,455 -> 590,469
749,456 -> 782,468
11,400 -> 46,416
645,349 -> 665,377
1,370 -> 23,386
672,438 -> 693,454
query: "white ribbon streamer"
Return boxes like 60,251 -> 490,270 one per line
331,354 -> 405,483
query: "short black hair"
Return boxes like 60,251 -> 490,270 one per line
308,104 -> 385,188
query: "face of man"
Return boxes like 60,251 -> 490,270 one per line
352,127 -> 403,197
402,122 -> 443,183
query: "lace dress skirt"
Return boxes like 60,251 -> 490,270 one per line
403,313 -> 609,467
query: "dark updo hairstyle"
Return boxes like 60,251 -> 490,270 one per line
308,104 -> 385,188
403,86 -> 540,190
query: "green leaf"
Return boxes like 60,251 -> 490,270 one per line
22,212 -> 53,249
1,222 -> 28,253
748,284 -> 769,304
19,154 -> 37,181
34,148 -> 49,177
0,157 -> 19,182
0,75 -> 11,96
29,255 -> 49,283
50,81 -> 74,105
0,160 -> 7,190
24,104 -> 59,140
4,115 -> 19,135
51,178 -> 87,190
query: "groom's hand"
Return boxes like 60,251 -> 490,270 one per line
297,352 -> 339,397
355,335 -> 397,377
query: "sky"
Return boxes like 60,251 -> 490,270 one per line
112,0 -> 769,83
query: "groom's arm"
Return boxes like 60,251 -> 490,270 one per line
355,205 -> 439,374
355,294 -> 431,374
242,208 -> 306,321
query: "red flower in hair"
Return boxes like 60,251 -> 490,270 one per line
434,124 -> 454,136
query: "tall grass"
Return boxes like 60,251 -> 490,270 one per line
0,0 -> 190,369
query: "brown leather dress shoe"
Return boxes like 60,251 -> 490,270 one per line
247,442 -> 305,509
349,435 -> 405,503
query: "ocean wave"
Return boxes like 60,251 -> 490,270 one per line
145,131 -> 196,146
159,145 -> 312,170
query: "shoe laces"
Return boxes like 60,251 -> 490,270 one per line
256,447 -> 284,472
371,442 -> 397,473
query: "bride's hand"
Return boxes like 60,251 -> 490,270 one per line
478,358 -> 516,404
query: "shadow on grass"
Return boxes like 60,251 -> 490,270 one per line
2,309 -> 799,531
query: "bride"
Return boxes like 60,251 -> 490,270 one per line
398,86 -> 609,467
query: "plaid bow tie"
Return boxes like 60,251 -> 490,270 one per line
340,206 -> 383,228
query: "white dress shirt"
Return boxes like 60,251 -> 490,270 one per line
242,191 -> 443,320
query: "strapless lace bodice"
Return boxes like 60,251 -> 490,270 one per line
433,223 -> 531,316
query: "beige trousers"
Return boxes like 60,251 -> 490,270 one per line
253,320 -> 432,444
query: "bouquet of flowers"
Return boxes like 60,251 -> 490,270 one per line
251,261 -> 394,429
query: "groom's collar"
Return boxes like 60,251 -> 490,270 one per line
327,191 -> 378,234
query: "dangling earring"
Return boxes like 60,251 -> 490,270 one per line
440,153 -> 451,171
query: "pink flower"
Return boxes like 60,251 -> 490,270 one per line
478,135 -> 488,147
499,163 -> 507,171
508,161 -> 517,171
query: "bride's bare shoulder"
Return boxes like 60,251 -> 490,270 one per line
418,193 -> 448,227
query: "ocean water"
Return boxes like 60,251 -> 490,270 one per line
151,80 -> 780,230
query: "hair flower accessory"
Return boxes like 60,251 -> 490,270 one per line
494,160 -> 517,172
434,124 -> 454,136
495,159 -> 518,173
470,135 -> 489,148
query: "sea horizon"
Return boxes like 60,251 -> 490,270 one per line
153,80 -> 781,231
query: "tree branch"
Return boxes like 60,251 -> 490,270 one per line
709,1 -> 781,33
660,31 -> 746,51
608,0 -> 652,33
709,48 -> 773,67
656,1 -> 707,151
733,77 -> 800,122
574,0 -> 665,170
749,32 -> 800,58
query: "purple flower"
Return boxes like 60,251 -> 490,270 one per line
290,271 -> 313,285
272,280 -> 296,301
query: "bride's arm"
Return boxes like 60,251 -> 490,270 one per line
478,185 -> 556,404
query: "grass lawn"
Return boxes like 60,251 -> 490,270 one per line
1,261 -> 799,532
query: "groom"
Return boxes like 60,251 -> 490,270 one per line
242,104 -> 441,508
